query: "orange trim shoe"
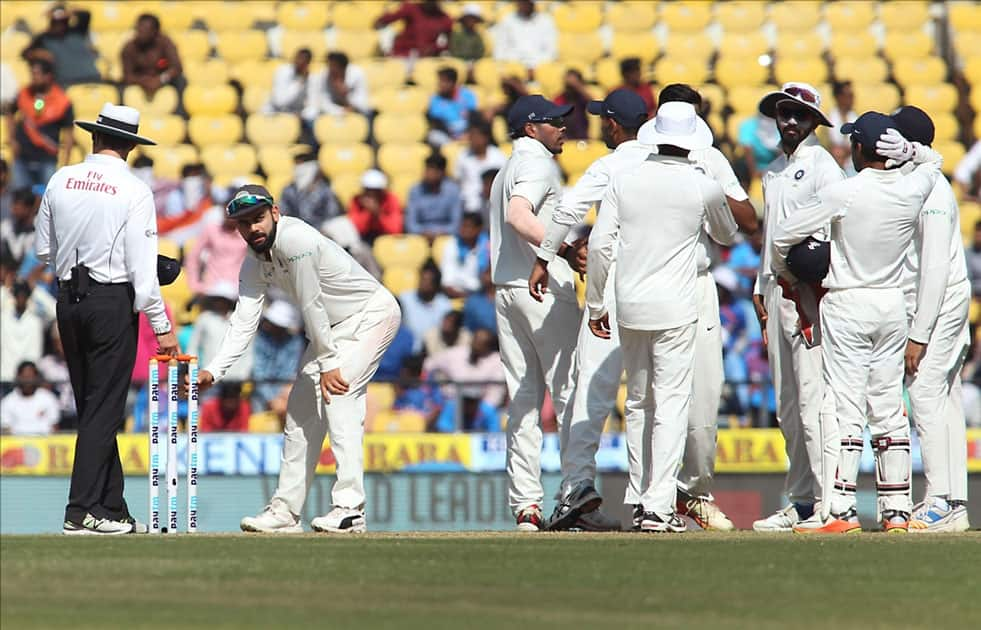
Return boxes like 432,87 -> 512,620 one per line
793,508 -> 861,534
881,510 -> 909,534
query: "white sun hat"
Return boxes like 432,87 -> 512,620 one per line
637,101 -> 713,151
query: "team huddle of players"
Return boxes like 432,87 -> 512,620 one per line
490,81 -> 971,534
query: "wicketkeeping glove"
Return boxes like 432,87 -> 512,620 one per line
876,128 -> 914,168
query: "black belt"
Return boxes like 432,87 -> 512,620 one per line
58,279 -> 128,290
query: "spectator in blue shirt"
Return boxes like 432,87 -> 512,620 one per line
252,301 -> 305,411
462,267 -> 496,333
725,230 -> 763,294
404,153 -> 463,239
737,112 -> 780,182
427,66 -> 477,144
392,355 -> 444,430
375,301 -> 417,381
400,261 -> 453,352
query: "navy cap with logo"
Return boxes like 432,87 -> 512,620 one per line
226,184 -> 275,218
507,95 -> 574,135
891,105 -> 934,147
587,89 -> 648,129
840,111 -> 896,147
786,236 -> 830,283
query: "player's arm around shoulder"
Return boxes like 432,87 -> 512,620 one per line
697,171 -> 737,247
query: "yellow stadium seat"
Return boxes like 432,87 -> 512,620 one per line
727,84 -> 776,114
879,1 -> 931,32
141,144 -> 198,180
961,201 -> 981,245
367,382 -> 397,411
88,2 -> 142,32
161,272 -> 193,314
188,115 -> 243,146
411,57 -> 468,90
318,143 -> 373,176
931,113 -> 959,142
882,32 -> 934,61
697,84 -> 726,112
0,30 -> 30,62
715,1 -> 767,32
241,85 -> 270,114
193,1 -> 260,31
66,84 -> 119,119
362,58 -> 408,91
606,1 -> 657,31
775,32 -> 825,59
661,33 -> 715,62
974,114 -> 981,142
247,411 -> 282,433
331,30 -> 380,61
330,173 -> 362,205
382,267 -> 419,295
719,33 -> 769,59
491,117 -> 510,145
430,234 -> 453,265
609,32 -> 660,62
660,1 -> 713,32
950,2 -> 981,32
654,56 -> 709,86
158,2 -> 196,31
371,410 -> 426,433
183,59 -> 230,85
557,140 -> 608,176
824,1 -> 876,33
972,85 -> 981,113
716,56 -> 768,87
245,113 -> 300,146
389,175 -> 418,205
229,59 -> 280,90
332,1 -> 386,30
774,57 -> 828,87
215,30 -> 268,63
183,84 -> 238,116
828,31 -> 878,59
93,30 -> 133,63
964,56 -> 981,86
257,145 -> 297,178
594,58 -> 625,90
140,115 -> 186,145
378,142 -> 431,178
373,234 -> 430,269
472,59 -> 527,90
278,1 -> 330,30
314,112 -> 370,144
281,31 -> 328,61
834,56 -> 888,83
169,30 -> 211,63
372,86 -> 429,114
904,84 -> 959,114
553,1 -> 604,33
200,143 -> 258,177
374,113 -> 428,144
770,1 -> 821,32
122,84 -> 179,115
533,61 -> 593,97
852,82 -> 901,113
266,173 -> 292,200
893,57 -> 947,87
934,141 -> 966,176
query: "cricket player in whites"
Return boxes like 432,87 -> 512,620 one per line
752,83 -> 845,532
192,185 -> 401,533
490,95 -> 587,531
587,101 -> 737,532
773,113 -> 943,533
892,106 -> 971,532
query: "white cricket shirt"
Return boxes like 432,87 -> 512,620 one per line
205,216 -> 385,380
586,153 -> 734,330
757,143 -> 845,293
772,149 -> 943,291
35,154 -> 169,333
489,136 -> 576,303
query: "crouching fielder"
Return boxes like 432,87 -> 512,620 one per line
773,116 -> 942,533
194,185 -> 401,533
586,102 -> 735,532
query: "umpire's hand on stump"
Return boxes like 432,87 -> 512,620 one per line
182,370 -> 215,399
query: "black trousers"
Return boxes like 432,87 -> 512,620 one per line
57,283 -> 138,524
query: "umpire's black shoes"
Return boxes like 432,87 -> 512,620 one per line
545,482 -> 602,531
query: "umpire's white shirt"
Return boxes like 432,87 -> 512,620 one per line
587,153 -> 733,330
901,173 -> 969,343
35,153 -> 169,333
489,136 -> 576,303
205,216 -> 382,380
757,143 -> 844,292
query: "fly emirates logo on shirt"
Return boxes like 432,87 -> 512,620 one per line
64,170 -> 119,195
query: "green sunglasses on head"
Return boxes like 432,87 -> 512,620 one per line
226,193 -> 273,217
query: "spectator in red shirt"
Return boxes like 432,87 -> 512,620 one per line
613,57 -> 656,117
347,169 -> 403,242
200,381 -> 251,432
553,69 -> 591,140
120,13 -> 183,97
375,1 -> 453,58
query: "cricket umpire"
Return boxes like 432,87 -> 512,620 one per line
35,103 -> 178,535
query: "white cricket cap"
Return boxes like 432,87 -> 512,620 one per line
360,169 -> 388,190
712,266 -> 741,293
263,300 -> 300,331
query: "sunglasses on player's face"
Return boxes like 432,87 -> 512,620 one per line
785,86 -> 818,104
776,104 -> 814,121
535,117 -> 567,128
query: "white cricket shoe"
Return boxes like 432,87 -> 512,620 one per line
240,499 -> 303,533
640,511 -> 686,533
753,504 -> 799,532
515,504 -> 544,532
677,495 -> 735,531
63,513 -> 133,536
909,498 -> 970,533
311,506 -> 367,533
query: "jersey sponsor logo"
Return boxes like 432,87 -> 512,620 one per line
286,251 -> 314,263
145,229 -> 157,237
65,177 -> 119,195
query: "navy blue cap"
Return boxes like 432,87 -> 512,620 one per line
786,237 -> 830,283
891,105 -> 934,147
157,255 -> 181,286
840,111 -> 896,147
507,95 -> 574,133
587,89 -> 649,128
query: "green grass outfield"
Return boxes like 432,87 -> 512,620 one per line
2,532 -> 980,629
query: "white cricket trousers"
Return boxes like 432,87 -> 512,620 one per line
272,289 -> 401,513
623,273 -> 724,505
621,322 -> 697,516
496,286 -> 580,514
907,280 -> 971,503
822,287 -> 912,516
764,280 -> 825,504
